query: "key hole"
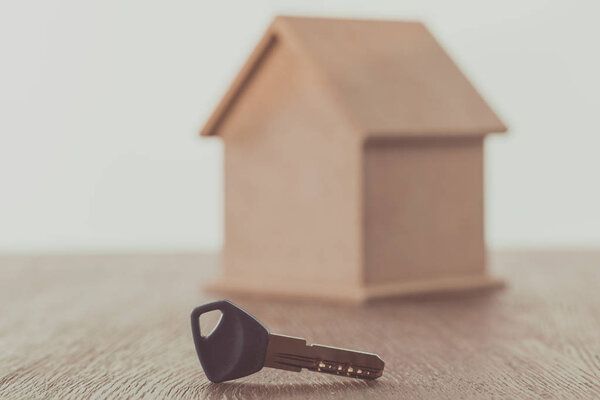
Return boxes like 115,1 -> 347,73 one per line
199,310 -> 223,338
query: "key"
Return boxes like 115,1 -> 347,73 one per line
191,300 -> 385,383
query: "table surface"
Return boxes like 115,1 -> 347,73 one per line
1,251 -> 599,399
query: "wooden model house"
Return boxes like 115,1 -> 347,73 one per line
201,16 -> 507,302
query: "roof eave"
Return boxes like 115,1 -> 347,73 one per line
364,125 -> 508,140
200,22 -> 281,137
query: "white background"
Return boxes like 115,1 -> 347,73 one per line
1,0 -> 599,253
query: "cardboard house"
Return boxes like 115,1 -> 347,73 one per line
201,16 -> 507,302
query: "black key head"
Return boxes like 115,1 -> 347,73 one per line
190,300 -> 269,383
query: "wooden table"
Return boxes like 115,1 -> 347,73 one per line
1,251 -> 599,399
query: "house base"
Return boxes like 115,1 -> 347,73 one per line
206,274 -> 505,303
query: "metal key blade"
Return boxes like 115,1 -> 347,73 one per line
264,333 -> 384,380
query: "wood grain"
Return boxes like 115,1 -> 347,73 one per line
1,251 -> 599,399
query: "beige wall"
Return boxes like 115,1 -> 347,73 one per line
3,1 -> 600,253
364,137 -> 485,284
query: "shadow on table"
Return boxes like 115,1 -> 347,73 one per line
225,279 -> 506,310
369,282 -> 505,304
200,379 -> 384,399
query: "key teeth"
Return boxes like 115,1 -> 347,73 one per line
313,360 -> 382,380
265,333 -> 384,380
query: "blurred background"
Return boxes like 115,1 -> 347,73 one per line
1,0 -> 599,254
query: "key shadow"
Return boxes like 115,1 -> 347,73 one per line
200,378 -> 385,399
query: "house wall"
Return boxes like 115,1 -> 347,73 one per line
218,37 -> 363,291
363,136 -> 486,285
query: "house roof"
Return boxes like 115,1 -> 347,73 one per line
201,16 -> 507,137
